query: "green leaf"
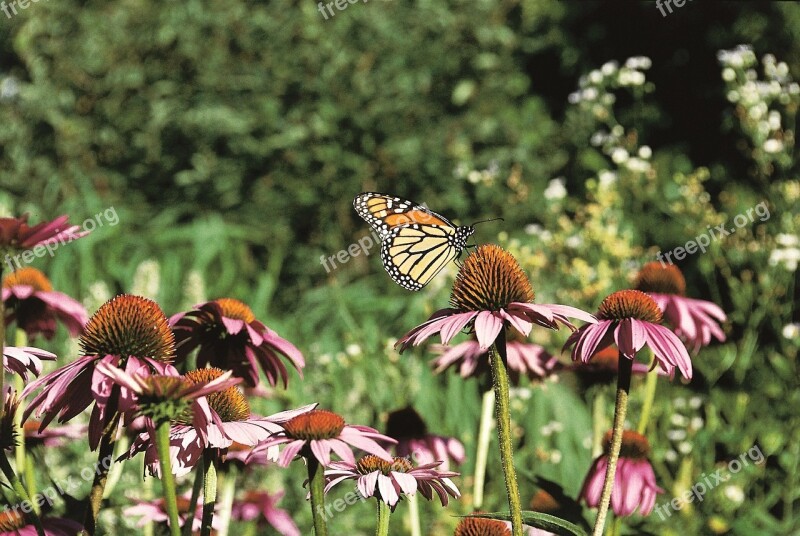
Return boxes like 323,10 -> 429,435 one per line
470,511 -> 588,536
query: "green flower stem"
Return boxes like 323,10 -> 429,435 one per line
591,390 -> 607,458
591,354 -> 633,536
489,329 -> 523,536
103,433 -> 130,499
154,420 -> 181,536
201,451 -> 218,536
24,454 -> 37,511
0,263 -> 6,419
142,463 -> 154,536
182,460 -> 205,536
0,448 -> 45,536
215,465 -> 238,536
375,500 -> 391,536
83,429 -> 116,535
307,456 -> 328,536
636,357 -> 658,434
406,492 -> 421,536
12,330 -> 32,500
472,389 -> 495,509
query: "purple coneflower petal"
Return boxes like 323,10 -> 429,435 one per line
474,311 -> 503,349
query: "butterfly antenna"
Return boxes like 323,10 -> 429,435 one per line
471,217 -> 504,227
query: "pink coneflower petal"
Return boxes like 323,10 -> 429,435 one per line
474,311 -> 503,349
614,319 -> 647,358
171,299 -> 304,388
580,431 -> 664,517
327,456 -> 460,510
499,308 -> 533,337
439,311 -> 478,344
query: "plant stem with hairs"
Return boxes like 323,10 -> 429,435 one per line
307,456 -> 328,536
489,329 -> 523,536
154,420 -> 181,536
83,428 -> 116,535
182,461 -> 205,536
376,500 -> 391,536
201,451 -> 218,536
591,354 -> 633,536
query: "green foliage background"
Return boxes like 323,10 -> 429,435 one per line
0,1 -> 798,534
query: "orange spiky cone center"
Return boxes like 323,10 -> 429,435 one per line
635,262 -> 686,296
596,290 -> 662,323
282,410 -> 345,440
80,294 -> 175,362
2,267 -> 53,292
450,244 -> 534,312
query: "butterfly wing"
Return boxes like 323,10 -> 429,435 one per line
353,192 -> 455,238
380,224 -> 461,291
354,192 -> 474,290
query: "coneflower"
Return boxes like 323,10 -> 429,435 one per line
22,294 -> 176,535
564,290 -> 690,536
396,245 -> 596,536
171,298 -> 305,387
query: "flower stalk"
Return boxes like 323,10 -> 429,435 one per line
83,427 -> 117,535
0,263 -> 5,418
472,389 -> 495,509
488,329 -> 523,536
216,465 -> 238,536
14,331 -> 29,497
376,500 -> 391,536
406,493 -> 421,536
591,354 -> 633,536
0,448 -> 45,536
182,461 -> 205,536
636,355 -> 658,434
154,420 -> 181,536
307,456 -> 328,536
201,452 -> 218,536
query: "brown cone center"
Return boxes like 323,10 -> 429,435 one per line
450,245 -> 534,312
80,295 -> 176,362
215,298 -> 256,323
596,290 -> 662,323
282,410 -> 345,440
603,429 -> 651,459
454,517 -> 512,536
2,267 -> 53,292
635,262 -> 686,295
184,367 -> 250,422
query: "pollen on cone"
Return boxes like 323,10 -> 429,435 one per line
450,245 -> 534,312
184,367 -> 250,422
2,267 -> 53,292
635,262 -> 686,295
80,294 -> 176,362
596,290 -> 663,324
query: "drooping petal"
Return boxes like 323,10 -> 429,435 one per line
473,311 -> 503,349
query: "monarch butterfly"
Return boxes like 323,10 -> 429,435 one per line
353,192 -> 475,291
